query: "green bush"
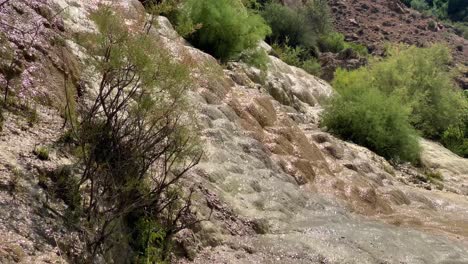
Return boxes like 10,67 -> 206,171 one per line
323,44 -> 467,162
452,22 -> 468,39
272,43 -> 321,75
130,216 -> 168,263
262,0 -> 332,49
262,3 -> 313,48
303,0 -> 333,36
442,124 -> 468,157
371,44 -> 465,139
183,0 -> 271,61
322,69 -> 421,163
318,32 -> 346,53
346,42 -> 369,57
300,57 -> 322,76
239,48 -> 270,70
411,0 -> 430,12
242,0 -> 269,10
441,103 -> 468,157
26,107 -> 38,127
319,32 -> 368,56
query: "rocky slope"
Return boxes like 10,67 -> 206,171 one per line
0,0 -> 467,263
329,0 -> 468,62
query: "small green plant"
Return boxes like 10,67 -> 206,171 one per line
239,48 -> 270,71
33,146 -> 49,160
318,32 -> 346,53
50,35 -> 66,47
345,42 -> 369,57
58,129 -> 76,144
130,216 -> 171,263
319,32 -> 368,56
141,0 -> 201,38
452,21 -> 468,39
272,43 -> 321,75
300,57 -> 322,76
303,0 -> 333,36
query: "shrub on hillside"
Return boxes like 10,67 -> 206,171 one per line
322,69 -> 421,163
272,43 -> 321,75
371,44 -> 465,139
452,22 -> 468,39
346,42 -> 369,56
262,2 -> 313,48
183,0 -> 271,61
318,32 -> 369,56
411,0 -> 430,12
261,0 -> 333,49
322,44 -> 467,162
442,123 -> 468,157
441,99 -> 468,157
239,48 -> 270,70
303,0 -> 333,37
72,7 -> 202,262
318,32 -> 346,53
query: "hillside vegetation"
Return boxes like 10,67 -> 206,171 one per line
322,44 -> 468,161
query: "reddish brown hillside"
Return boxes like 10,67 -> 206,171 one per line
329,0 -> 467,64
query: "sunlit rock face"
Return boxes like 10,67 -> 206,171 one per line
0,0 -> 467,263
